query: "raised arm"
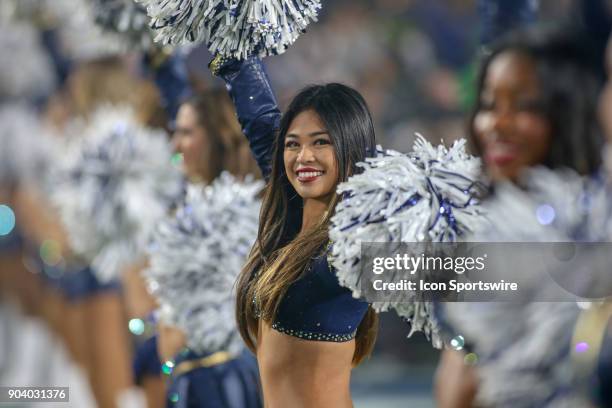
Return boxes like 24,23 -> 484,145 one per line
142,50 -> 193,125
210,56 -> 281,180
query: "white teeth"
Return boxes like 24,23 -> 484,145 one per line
297,171 -> 323,178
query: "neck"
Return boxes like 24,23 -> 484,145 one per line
301,198 -> 330,232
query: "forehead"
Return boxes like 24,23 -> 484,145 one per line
286,109 -> 327,137
176,103 -> 199,124
483,50 -> 539,93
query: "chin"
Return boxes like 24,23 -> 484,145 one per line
304,191 -> 336,204
296,189 -> 323,199
289,174 -> 336,201
490,166 -> 522,183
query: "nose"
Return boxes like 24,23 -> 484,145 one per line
171,133 -> 182,153
296,145 -> 315,163
484,105 -> 515,141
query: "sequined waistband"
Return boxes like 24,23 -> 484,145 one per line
271,322 -> 357,342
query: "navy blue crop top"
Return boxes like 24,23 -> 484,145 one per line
271,250 -> 369,342
214,56 -> 369,342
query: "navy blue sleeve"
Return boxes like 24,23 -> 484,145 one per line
211,57 -> 281,180
143,51 -> 193,125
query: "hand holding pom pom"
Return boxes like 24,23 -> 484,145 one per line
329,135 -> 488,348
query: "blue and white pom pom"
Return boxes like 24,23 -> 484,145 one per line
1,0 -> 127,60
443,301 -> 585,407
329,135 -> 487,348
439,167 -> 597,407
90,0 -> 154,50
145,174 -> 262,355
51,106 -> 182,282
138,0 -> 321,59
481,166 -> 590,242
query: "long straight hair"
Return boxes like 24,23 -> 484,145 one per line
235,83 -> 379,364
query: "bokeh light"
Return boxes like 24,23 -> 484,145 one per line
128,318 -> 146,336
575,342 -> 589,353
40,240 -> 63,266
536,204 -> 556,225
464,352 -> 478,366
450,335 -> 465,351
161,360 -> 175,376
171,153 -> 183,167
0,204 -> 16,236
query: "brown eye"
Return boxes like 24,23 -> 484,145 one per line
285,140 -> 299,148
516,99 -> 545,113
314,138 -> 331,146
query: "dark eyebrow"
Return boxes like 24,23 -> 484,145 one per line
286,130 -> 329,138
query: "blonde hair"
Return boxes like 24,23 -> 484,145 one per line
68,56 -> 166,128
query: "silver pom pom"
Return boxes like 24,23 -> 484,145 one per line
481,167 -> 589,242
0,0 -> 74,25
0,22 -> 56,101
0,104 -> 55,188
90,0 -> 154,50
51,106 -> 183,282
138,0 -> 321,59
145,174 -> 262,355
329,135 -> 487,348
441,167 -> 597,407
59,0 -> 132,60
1,0 -> 128,60
443,301 -> 585,407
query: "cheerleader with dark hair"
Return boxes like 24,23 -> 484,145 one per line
434,23 -> 606,407
207,53 -> 380,406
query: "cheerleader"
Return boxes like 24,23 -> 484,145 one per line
145,89 -> 263,408
207,55 -> 379,406
46,56 -> 175,408
136,3 -> 352,402
434,24 -> 605,408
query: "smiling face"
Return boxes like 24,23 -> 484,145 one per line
473,51 -> 552,182
283,109 -> 339,203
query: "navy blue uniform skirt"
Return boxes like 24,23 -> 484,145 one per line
167,349 -> 262,408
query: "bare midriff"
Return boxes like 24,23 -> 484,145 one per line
257,320 -> 356,408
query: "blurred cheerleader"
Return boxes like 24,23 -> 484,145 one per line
172,90 -> 260,184
144,89 -> 263,408
39,56 -> 169,408
434,24 -> 605,408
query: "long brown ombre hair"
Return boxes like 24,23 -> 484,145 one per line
235,83 -> 379,365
